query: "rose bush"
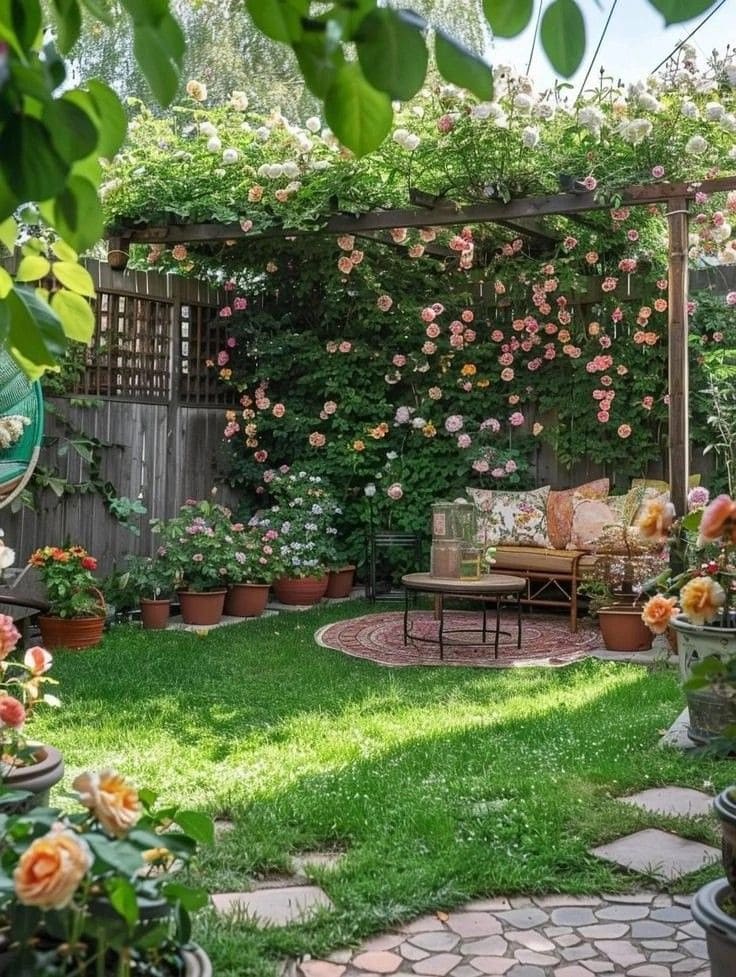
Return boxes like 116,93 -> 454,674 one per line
28,545 -> 103,618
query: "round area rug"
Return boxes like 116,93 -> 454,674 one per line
315,611 -> 601,668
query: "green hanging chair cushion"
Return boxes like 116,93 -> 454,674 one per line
0,351 -> 44,495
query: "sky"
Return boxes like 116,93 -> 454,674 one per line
484,0 -> 735,94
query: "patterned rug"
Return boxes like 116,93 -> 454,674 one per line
315,610 -> 603,669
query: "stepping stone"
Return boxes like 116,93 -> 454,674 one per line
593,940 -> 646,968
494,908 -> 549,929
291,852 -> 344,874
352,951 -> 403,973
412,953 -> 463,975
505,932 -> 554,952
659,709 -> 698,751
168,611 -> 278,633
446,913 -> 502,938
361,935 -> 403,953
459,936 -> 508,957
549,908 -> 597,926
409,933 -> 460,952
211,885 -> 332,925
630,921 -> 676,938
619,787 -> 714,818
589,828 -> 720,880
596,904 -> 649,921
467,959 -> 514,975
299,963 -> 345,977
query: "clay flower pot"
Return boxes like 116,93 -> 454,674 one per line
0,745 -> 64,814
38,615 -> 105,650
597,605 -> 653,652
139,598 -> 171,630
177,589 -> 226,625
326,566 -> 356,599
272,575 -> 328,606
224,583 -> 270,618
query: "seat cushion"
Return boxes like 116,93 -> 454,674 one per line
492,545 -> 586,575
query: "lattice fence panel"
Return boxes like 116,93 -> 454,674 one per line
179,303 -> 238,406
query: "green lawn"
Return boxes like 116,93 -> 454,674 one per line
32,600 -> 730,977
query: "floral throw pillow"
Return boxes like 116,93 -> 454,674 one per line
567,495 -> 624,551
547,478 -> 609,550
467,486 -> 551,548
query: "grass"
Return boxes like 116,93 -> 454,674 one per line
30,599 -> 732,977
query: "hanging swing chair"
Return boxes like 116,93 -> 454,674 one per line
0,348 -> 45,508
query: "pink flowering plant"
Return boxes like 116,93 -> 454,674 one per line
0,615 -> 58,769
151,498 -> 246,592
226,525 -> 284,585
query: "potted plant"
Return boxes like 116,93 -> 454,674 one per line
579,523 -> 662,652
153,498 -> 244,625
0,616 -> 62,813
638,490 -> 736,743
223,525 -> 283,618
0,767 -> 213,975
254,471 -> 342,606
28,545 -> 106,649
125,555 -> 176,630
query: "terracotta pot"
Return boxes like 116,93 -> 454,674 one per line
177,589 -> 226,625
38,615 -> 105,650
224,583 -> 270,618
272,575 -> 328,606
597,605 -> 653,652
0,744 -> 64,813
692,879 -> 736,977
326,566 -> 356,599
139,598 -> 171,630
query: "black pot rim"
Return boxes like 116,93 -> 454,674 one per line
715,786 -> 736,821
692,878 -> 736,941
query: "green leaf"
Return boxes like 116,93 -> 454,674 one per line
356,9 -> 427,100
86,81 -> 128,158
0,116 -> 69,206
51,261 -> 95,296
40,175 -> 104,251
138,787 -> 159,810
434,29 -> 493,101
81,0 -> 115,23
9,0 -> 42,50
245,0 -> 308,43
85,834 -> 144,875
51,0 -> 82,53
43,96 -> 100,165
173,810 -> 214,845
51,289 -> 95,343
648,0 -> 719,25
293,35 -> 345,100
0,217 -> 16,252
324,62 -> 393,157
15,255 -> 50,282
162,882 -> 209,912
483,0 -> 535,37
105,876 -> 139,927
51,239 -> 78,262
0,269 -> 12,299
540,0 -> 586,77
132,15 -> 184,105
5,286 -> 67,379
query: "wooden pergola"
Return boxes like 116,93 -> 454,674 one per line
109,174 -> 736,514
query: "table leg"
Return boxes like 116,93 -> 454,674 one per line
494,596 -> 501,659
438,594 -> 444,660
516,592 -> 522,649
403,588 -> 409,646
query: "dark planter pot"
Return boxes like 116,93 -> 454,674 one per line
178,589 -> 226,626
139,598 -> 171,630
714,788 -> 736,890
597,605 -> 653,652
326,566 -> 356,599
183,944 -> 213,977
38,615 -> 105,650
272,575 -> 328,606
692,878 -> 736,977
224,583 -> 270,618
0,745 -> 64,813
671,616 -> 736,745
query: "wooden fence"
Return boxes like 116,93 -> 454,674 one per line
1,261 -> 730,574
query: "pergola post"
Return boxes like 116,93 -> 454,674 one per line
667,196 -> 690,515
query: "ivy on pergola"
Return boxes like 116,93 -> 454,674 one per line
108,173 -> 736,513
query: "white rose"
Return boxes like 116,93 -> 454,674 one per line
222,148 -> 239,164
404,134 -> 420,151
255,126 -> 271,142
706,102 -> 725,120
685,134 -> 708,155
0,545 -> 15,570
256,163 -> 270,178
305,116 -> 321,133
638,92 -> 661,112
712,223 -> 732,243
229,90 -> 249,111
681,100 -> 699,119
282,160 -> 300,179
513,92 -> 533,113
199,121 -> 217,137
392,128 -> 409,145
206,136 -> 222,153
721,114 -> 736,133
267,163 -> 284,178
521,126 -> 540,149
471,102 -> 493,120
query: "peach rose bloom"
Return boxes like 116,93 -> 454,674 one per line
637,499 -> 676,539
23,646 -> 53,675
680,576 -> 726,626
73,770 -> 141,838
14,830 -> 91,909
641,595 -> 680,634
699,494 -> 736,544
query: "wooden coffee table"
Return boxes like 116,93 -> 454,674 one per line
401,572 -> 526,660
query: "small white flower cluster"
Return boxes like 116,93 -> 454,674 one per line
392,128 -> 421,151
0,415 -> 30,450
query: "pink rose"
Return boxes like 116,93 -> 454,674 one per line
24,646 -> 52,675
0,615 -> 19,660
387,482 -> 403,500
509,412 -> 524,427
0,696 -> 25,729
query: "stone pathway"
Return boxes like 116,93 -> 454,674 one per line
298,892 -> 708,977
